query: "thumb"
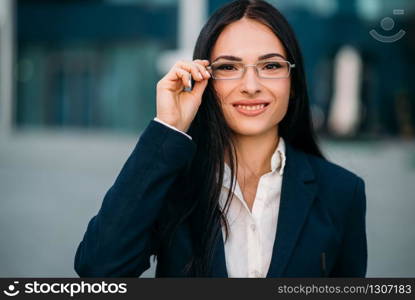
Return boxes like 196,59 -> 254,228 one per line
190,78 -> 209,98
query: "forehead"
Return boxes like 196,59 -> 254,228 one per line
211,18 -> 287,60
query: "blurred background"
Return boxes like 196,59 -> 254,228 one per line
0,0 -> 414,277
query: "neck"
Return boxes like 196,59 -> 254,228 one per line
226,126 -> 280,178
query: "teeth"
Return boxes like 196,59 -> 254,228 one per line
236,104 -> 265,110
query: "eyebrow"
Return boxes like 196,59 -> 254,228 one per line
212,53 -> 286,63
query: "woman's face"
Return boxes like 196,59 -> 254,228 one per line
210,18 -> 291,137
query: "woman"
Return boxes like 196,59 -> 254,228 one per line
74,0 -> 367,277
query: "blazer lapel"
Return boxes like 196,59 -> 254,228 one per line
266,142 -> 317,277
209,142 -> 317,278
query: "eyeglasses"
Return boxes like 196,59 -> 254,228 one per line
206,59 -> 295,80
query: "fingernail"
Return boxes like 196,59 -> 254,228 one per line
198,72 -> 203,79
205,70 -> 210,77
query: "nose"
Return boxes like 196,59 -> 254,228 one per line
240,65 -> 261,95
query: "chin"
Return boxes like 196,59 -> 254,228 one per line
229,121 -> 274,137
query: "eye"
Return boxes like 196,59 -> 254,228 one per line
215,64 -> 238,71
263,62 -> 282,69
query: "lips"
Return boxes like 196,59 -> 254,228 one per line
232,99 -> 270,106
232,100 -> 270,117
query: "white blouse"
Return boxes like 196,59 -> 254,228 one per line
153,117 -> 286,277
218,137 -> 286,277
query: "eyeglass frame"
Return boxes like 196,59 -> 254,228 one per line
206,59 -> 296,80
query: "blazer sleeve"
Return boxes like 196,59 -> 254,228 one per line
74,120 -> 196,277
331,177 -> 368,277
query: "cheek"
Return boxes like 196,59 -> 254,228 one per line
213,83 -> 237,122
270,81 -> 291,117
271,78 -> 291,99
212,82 -> 230,104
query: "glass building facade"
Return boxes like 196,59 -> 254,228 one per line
15,0 -> 415,136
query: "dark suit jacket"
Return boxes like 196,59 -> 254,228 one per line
74,120 -> 367,277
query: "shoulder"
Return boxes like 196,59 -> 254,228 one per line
305,152 -> 364,188
300,150 -> 366,213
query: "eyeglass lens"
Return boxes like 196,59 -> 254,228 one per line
211,60 -> 291,79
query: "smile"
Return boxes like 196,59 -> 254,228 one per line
233,103 -> 269,116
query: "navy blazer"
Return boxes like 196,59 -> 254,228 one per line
74,120 -> 367,277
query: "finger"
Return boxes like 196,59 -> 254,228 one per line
194,59 -> 210,66
191,74 -> 209,96
193,59 -> 210,69
164,65 -> 188,83
193,60 -> 211,79
174,68 -> 192,88
176,61 -> 205,82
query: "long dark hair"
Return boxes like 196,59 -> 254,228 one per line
155,0 -> 324,277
